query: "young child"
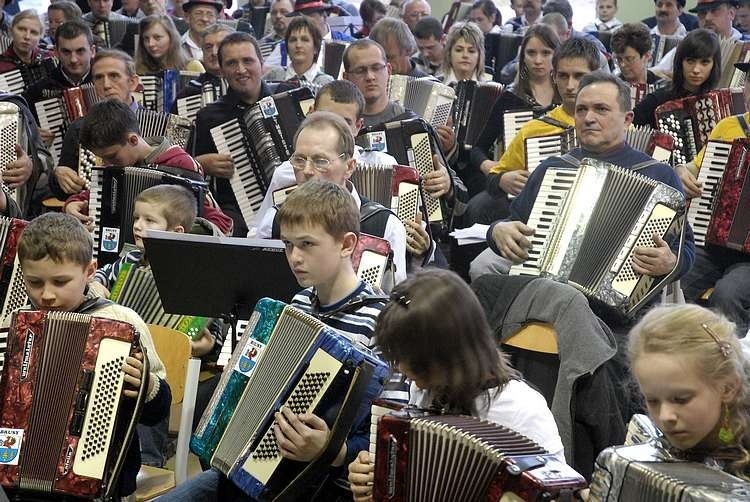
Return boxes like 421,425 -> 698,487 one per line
629,304 -> 750,479
583,0 -> 623,32
63,98 -> 233,236
8,212 -> 171,498
347,269 -> 565,501
158,180 -> 390,500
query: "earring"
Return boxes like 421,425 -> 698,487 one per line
719,403 -> 735,445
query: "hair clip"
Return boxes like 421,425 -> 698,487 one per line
390,290 -> 411,307
702,323 -> 732,358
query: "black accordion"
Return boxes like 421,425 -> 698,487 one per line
89,166 -> 208,265
590,442 -> 750,501
373,407 -> 586,501
139,70 -> 202,114
0,310 -> 146,500
453,80 -> 505,151
509,158 -> 686,316
134,108 -> 193,150
485,33 -> 523,82
649,34 -> 681,68
0,58 -> 56,95
175,79 -> 226,122
356,118 -> 446,224
0,217 -> 29,372
34,84 -> 99,164
88,17 -> 139,50
209,87 -> 312,228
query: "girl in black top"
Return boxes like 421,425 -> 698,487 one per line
633,29 -> 721,129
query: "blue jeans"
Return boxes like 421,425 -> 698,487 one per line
156,468 -> 221,501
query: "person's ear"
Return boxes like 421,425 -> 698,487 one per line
127,132 -> 140,146
85,259 -> 97,281
721,375 -> 742,402
344,157 -> 356,179
341,231 -> 357,257
129,73 -> 140,92
91,44 -> 97,57
173,224 -> 185,233
624,110 -> 634,127
354,117 -> 364,136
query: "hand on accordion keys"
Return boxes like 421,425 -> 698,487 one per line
38,127 -> 55,148
492,220 -> 535,263
196,153 -> 235,178
423,154 -> 453,199
54,165 -> 87,194
675,163 -> 703,199
3,144 -> 33,189
631,233 -> 678,278
405,213 -> 431,258
499,170 -> 530,196
122,351 -> 154,399
273,405 -> 347,465
348,450 -> 375,502
65,200 -> 94,230
435,119 -> 456,156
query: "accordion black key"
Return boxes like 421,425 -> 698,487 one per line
509,158 -> 686,316
88,166 -> 208,265
0,58 -> 56,95
134,108 -> 193,150
139,70 -> 202,114
175,80 -> 226,122
373,408 -> 586,501
0,310 -> 145,500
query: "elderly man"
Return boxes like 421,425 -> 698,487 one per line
181,0 -> 223,60
401,0 -> 430,32
369,18 -> 428,77
259,0 -> 293,52
473,71 -> 694,286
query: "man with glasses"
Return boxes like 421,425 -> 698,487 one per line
400,0 -> 430,32
611,23 -> 665,91
181,0 -> 222,60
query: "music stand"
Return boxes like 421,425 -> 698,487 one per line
142,230 -> 299,339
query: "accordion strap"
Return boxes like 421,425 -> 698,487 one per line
273,361 -> 376,502
537,115 -> 572,131
737,113 -> 750,138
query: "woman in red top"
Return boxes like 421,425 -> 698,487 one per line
0,10 -> 53,77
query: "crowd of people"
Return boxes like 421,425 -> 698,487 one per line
0,0 -> 747,500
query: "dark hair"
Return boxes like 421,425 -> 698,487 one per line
514,24 -> 559,100
55,19 -> 94,45
553,37 -> 600,73
413,16 -> 443,41
285,16 -> 323,63
136,15 -> 189,73
543,0 -> 573,25
80,99 -> 141,150
375,269 -> 519,416
48,0 -> 83,19
579,70 -> 632,111
471,0 -> 502,27
359,0 -> 386,25
611,22 -> 652,57
653,0 -> 685,7
342,38 -> 386,72
19,213 -> 93,267
218,31 -> 263,66
672,28 -> 721,98
315,80 -> 365,117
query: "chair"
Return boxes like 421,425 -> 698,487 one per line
135,325 -> 201,501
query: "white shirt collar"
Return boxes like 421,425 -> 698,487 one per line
650,22 -> 687,38
284,61 -> 322,82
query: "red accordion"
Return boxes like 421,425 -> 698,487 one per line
0,311 -> 145,499
373,408 -> 586,501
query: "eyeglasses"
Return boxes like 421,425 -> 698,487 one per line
289,152 -> 346,172
615,55 -> 640,65
347,63 -> 387,77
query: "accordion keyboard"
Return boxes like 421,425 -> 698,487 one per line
689,141 -> 731,247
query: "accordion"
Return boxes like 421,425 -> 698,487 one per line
34,84 -> 99,164
352,233 -> 393,291
110,262 -> 210,340
387,75 -> 456,127
139,70 -> 202,114
689,139 -> 750,253
649,34 -> 681,68
210,87 -> 312,228
373,408 -> 586,501
89,17 -> 139,49
356,119 -> 445,224
175,79 -> 226,122
453,80 -> 505,151
655,88 -> 744,166
524,128 -> 577,172
0,102 -> 25,206
509,158 -> 686,316
134,108 -> 193,150
719,39 -> 750,88
89,166 -> 208,265
589,442 -> 750,501
624,125 -> 675,163
0,58 -> 57,95
0,218 -> 29,363
191,299 -> 389,498
502,108 -> 535,155
485,33 -> 523,81
0,310 -> 145,500
322,40 -> 348,79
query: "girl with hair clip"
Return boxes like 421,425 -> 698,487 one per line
629,303 -> 750,480
135,15 -> 204,74
633,28 -> 721,129
347,269 -> 564,502
469,0 -> 503,35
